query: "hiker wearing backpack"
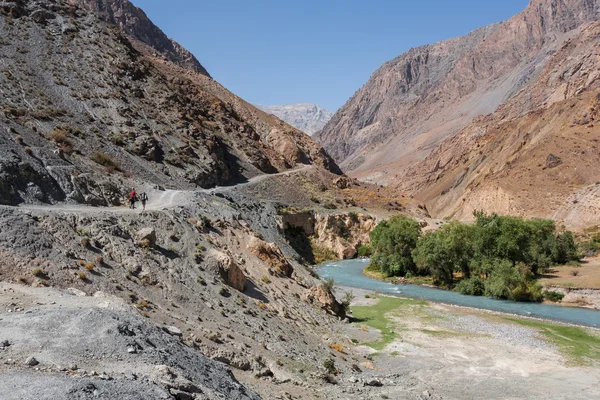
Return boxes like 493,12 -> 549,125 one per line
129,188 -> 137,209
140,192 -> 148,211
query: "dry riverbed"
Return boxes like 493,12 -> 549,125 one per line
329,287 -> 600,400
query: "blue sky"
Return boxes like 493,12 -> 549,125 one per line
133,0 -> 529,111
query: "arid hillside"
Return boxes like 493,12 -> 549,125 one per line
0,0 -> 339,207
315,0 -> 600,229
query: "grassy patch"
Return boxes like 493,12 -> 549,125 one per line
363,265 -> 434,285
351,296 -> 427,350
507,318 -> 600,365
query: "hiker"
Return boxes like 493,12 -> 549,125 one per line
140,191 -> 148,211
129,187 -> 137,209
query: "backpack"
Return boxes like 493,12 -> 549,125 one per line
141,193 -> 148,201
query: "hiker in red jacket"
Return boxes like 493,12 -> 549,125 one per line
129,188 -> 137,209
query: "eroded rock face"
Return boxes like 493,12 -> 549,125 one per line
215,252 -> 247,292
304,285 -> 345,319
247,237 -> 293,277
316,0 -> 600,181
313,213 -> 377,259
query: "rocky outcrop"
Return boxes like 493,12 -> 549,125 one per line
313,213 -> 377,259
247,237 -> 293,277
257,103 -> 332,136
215,251 -> 247,292
304,285 -> 345,318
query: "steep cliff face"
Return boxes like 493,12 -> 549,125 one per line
399,20 -> 600,230
316,0 -> 600,183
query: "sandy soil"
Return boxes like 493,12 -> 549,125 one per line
539,256 -> 600,289
333,287 -> 600,400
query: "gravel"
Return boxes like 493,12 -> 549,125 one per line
443,314 -> 550,349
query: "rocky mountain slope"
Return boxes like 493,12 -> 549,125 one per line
315,0 -> 600,228
0,1 -> 383,399
0,0 -> 339,207
257,104 -> 332,136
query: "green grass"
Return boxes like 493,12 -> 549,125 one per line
351,296 -> 427,350
507,318 -> 600,365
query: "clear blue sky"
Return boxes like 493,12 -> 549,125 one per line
132,0 -> 529,111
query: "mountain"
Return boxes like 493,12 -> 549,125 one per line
257,103 -> 332,136
0,0 -> 340,206
315,0 -> 600,229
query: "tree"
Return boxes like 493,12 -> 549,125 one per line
369,215 -> 421,277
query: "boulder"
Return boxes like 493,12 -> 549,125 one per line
136,227 -> 156,247
342,247 -> 357,259
31,9 -> 55,23
333,176 -> 351,189
163,326 -> 182,337
215,253 -> 247,292
304,285 -> 345,319
546,154 -> 563,169
248,237 -> 293,277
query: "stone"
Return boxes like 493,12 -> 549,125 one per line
304,285 -> 345,319
136,227 -> 156,247
24,356 -> 39,367
215,252 -> 247,292
127,346 -> 137,354
342,247 -> 357,259
163,326 -> 183,337
0,340 -> 9,348
546,154 -> 563,169
248,237 -> 293,277
169,389 -> 193,400
364,378 -> 383,387
31,9 -> 56,23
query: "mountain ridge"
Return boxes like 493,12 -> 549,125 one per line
257,103 -> 332,136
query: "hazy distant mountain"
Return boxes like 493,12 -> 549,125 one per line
258,103 -> 332,136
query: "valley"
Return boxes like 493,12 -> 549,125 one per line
1,0 -> 600,399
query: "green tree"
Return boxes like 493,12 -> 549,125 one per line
369,215 -> 421,277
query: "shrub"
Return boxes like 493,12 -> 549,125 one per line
356,244 -> 372,257
329,343 -> 345,353
90,152 -> 120,169
24,147 -> 33,155
323,359 -> 336,374
262,275 -> 271,284
219,286 -> 230,297
85,262 -> 94,271
95,255 -> 104,266
77,271 -> 87,280
32,268 -> 44,277
543,290 -> 565,302
455,276 -> 485,296
323,278 -> 335,293
81,237 -> 90,248
49,129 -> 73,150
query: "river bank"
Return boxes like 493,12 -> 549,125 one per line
318,259 -> 600,327
323,285 -> 600,400
358,259 -> 600,311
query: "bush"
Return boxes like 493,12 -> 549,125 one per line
455,276 -> 485,296
356,244 -> 372,257
543,290 -> 565,302
77,271 -> 87,280
90,152 -> 120,169
323,278 -> 335,293
32,268 -> 44,278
